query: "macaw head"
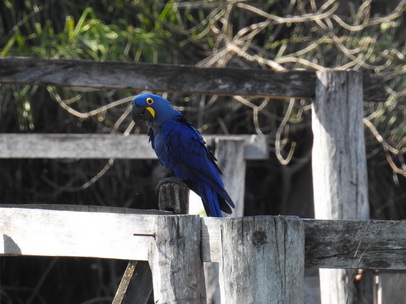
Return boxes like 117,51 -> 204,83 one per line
132,93 -> 180,126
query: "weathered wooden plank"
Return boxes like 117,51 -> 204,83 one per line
313,70 -> 372,304
1,207 -> 406,269
219,216 -> 304,304
304,219 -> 406,270
0,57 -> 387,101
0,206 -> 155,260
0,134 -> 267,160
148,215 -> 206,303
0,134 -> 152,159
113,261 -> 152,304
0,203 -> 171,215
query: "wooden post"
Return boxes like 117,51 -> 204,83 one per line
113,181 -> 189,304
313,70 -> 371,304
148,215 -> 206,304
215,138 -> 246,217
219,216 -> 304,304
157,180 -> 189,214
203,139 -> 246,304
378,271 -> 406,304
148,181 -> 205,303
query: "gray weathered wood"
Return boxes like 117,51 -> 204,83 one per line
0,57 -> 386,101
113,261 -> 137,304
157,180 -> 189,214
204,139 -> 247,304
148,215 -> 206,304
201,217 -> 222,263
3,206 -> 406,268
0,203 -> 170,215
215,138 -> 246,217
0,134 -> 267,160
377,271 -> 406,304
219,216 -> 304,304
204,262 -> 221,304
113,261 -> 152,304
313,71 -> 369,221
113,181 -> 189,304
0,134 -> 152,159
304,219 -> 406,270
0,206 -> 155,260
313,70 -> 371,304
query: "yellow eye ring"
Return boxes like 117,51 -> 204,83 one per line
146,97 -> 154,105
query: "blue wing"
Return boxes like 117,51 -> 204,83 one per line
151,115 -> 234,217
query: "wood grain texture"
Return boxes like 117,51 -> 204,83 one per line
305,219 -> 406,270
1,207 -> 406,269
204,139 -> 247,303
219,216 -> 304,304
113,181 -> 189,304
0,134 -> 152,159
157,180 -> 189,214
215,138 -> 246,217
0,57 -> 387,101
148,215 -> 206,304
378,271 -> 406,304
0,206 -> 155,260
313,70 -> 369,220
113,261 -> 153,304
0,134 -> 267,160
313,70 -> 371,304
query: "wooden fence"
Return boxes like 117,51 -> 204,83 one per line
2,203 -> 405,268
1,204 -> 406,303
0,56 -> 401,304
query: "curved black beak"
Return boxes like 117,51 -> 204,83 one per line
132,105 -> 144,122
132,105 -> 154,122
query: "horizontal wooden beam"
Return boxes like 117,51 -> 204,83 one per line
0,57 -> 386,101
1,206 -> 405,269
304,219 -> 406,269
0,133 -> 268,160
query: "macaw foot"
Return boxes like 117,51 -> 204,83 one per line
155,177 -> 187,194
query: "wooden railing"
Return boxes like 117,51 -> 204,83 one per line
0,56 -> 398,304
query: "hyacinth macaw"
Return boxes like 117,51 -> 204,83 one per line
132,93 -> 235,217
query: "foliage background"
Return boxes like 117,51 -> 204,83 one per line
0,0 -> 405,303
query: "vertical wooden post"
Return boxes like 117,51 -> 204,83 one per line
378,271 -> 406,304
313,70 -> 371,303
204,138 -> 246,304
157,180 -> 189,214
215,138 -> 246,217
219,216 -> 304,304
148,214 -> 206,304
113,181 -> 189,304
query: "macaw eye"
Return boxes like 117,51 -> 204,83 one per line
146,97 -> 154,105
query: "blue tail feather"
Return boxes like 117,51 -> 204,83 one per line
197,183 -> 223,217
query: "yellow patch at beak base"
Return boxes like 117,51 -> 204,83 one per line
146,107 -> 155,118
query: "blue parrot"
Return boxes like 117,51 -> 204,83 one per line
132,93 -> 235,217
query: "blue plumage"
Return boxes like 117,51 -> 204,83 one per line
132,93 -> 235,217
